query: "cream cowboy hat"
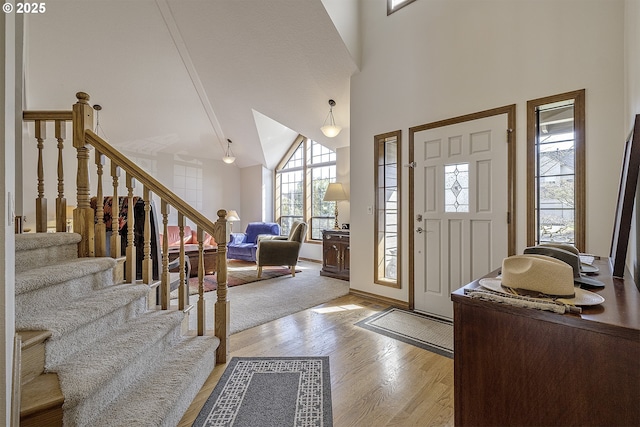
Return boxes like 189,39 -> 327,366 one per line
479,254 -> 604,306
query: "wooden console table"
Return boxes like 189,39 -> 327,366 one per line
452,258 -> 639,426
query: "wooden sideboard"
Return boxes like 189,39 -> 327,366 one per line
452,258 -> 639,426
320,229 -> 350,281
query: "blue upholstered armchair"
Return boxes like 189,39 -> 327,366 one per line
227,222 -> 281,262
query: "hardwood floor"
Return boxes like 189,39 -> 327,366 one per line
178,294 -> 454,426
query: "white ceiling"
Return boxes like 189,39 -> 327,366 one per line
24,0 -> 358,169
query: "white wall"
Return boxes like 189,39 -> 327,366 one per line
350,0 -> 625,302
321,0 -> 361,68
239,164 -> 269,232
262,165 -> 274,223
625,0 -> 640,284
1,9 -> 21,424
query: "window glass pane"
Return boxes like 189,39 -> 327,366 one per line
311,218 -> 334,240
375,132 -> 400,286
282,143 -> 304,170
310,140 -> 336,165
388,0 -> 417,14
280,170 -> 303,217
281,216 -> 304,237
275,137 -> 337,240
311,165 -> 336,239
444,163 -> 469,212
311,165 -> 336,217
535,100 -> 577,246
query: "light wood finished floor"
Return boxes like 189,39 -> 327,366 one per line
178,294 -> 454,426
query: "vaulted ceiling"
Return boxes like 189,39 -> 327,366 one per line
24,0 -> 358,169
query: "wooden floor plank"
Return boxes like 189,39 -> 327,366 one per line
178,294 -> 454,426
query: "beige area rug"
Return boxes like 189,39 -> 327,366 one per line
177,260 -> 350,334
356,308 -> 454,358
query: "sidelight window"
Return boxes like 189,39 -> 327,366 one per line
375,131 -> 401,287
527,90 -> 585,250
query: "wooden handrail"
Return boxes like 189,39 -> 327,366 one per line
21,92 -> 229,364
23,110 -> 73,121
84,129 -> 216,236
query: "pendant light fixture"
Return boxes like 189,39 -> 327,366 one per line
223,138 -> 236,164
321,99 -> 342,138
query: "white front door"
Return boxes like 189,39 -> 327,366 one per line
413,114 -> 509,319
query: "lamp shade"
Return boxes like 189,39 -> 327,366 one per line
323,183 -> 347,202
223,139 -> 236,164
321,124 -> 342,138
226,210 -> 240,222
320,99 -> 342,138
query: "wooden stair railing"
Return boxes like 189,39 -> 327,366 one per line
22,92 -> 229,363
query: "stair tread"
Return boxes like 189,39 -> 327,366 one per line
16,282 -> 149,337
15,232 -> 81,251
16,257 -> 117,295
95,333 -> 219,427
51,310 -> 185,404
18,330 -> 52,350
21,373 -> 64,417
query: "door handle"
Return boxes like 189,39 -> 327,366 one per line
416,227 -> 424,234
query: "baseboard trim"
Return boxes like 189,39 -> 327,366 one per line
349,288 -> 409,310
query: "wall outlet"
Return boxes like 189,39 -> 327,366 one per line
367,206 -> 373,215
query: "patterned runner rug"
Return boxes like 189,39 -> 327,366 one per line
193,357 -> 333,427
356,308 -> 453,358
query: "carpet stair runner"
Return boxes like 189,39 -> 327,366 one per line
16,232 -> 219,426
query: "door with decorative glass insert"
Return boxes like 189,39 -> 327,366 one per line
413,114 -> 509,319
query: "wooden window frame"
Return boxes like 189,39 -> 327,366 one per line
275,136 -> 337,243
374,130 -> 401,288
526,89 -> 585,251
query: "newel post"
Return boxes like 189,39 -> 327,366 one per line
214,209 -> 230,363
72,92 -> 95,257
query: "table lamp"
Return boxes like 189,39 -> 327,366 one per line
322,183 -> 347,230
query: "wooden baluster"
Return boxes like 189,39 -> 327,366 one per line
160,201 -> 171,310
94,152 -> 106,256
72,92 -> 95,256
34,120 -> 47,232
54,120 -> 67,232
142,186 -> 153,284
214,209 -> 230,362
178,213 -> 187,312
110,164 -> 121,258
197,226 -> 206,336
125,174 -> 136,283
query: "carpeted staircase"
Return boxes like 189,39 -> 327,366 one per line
16,232 -> 219,426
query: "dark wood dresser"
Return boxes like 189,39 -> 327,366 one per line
452,258 -> 639,427
320,229 -> 350,281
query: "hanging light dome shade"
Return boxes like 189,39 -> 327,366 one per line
321,99 -> 342,138
223,138 -> 236,164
